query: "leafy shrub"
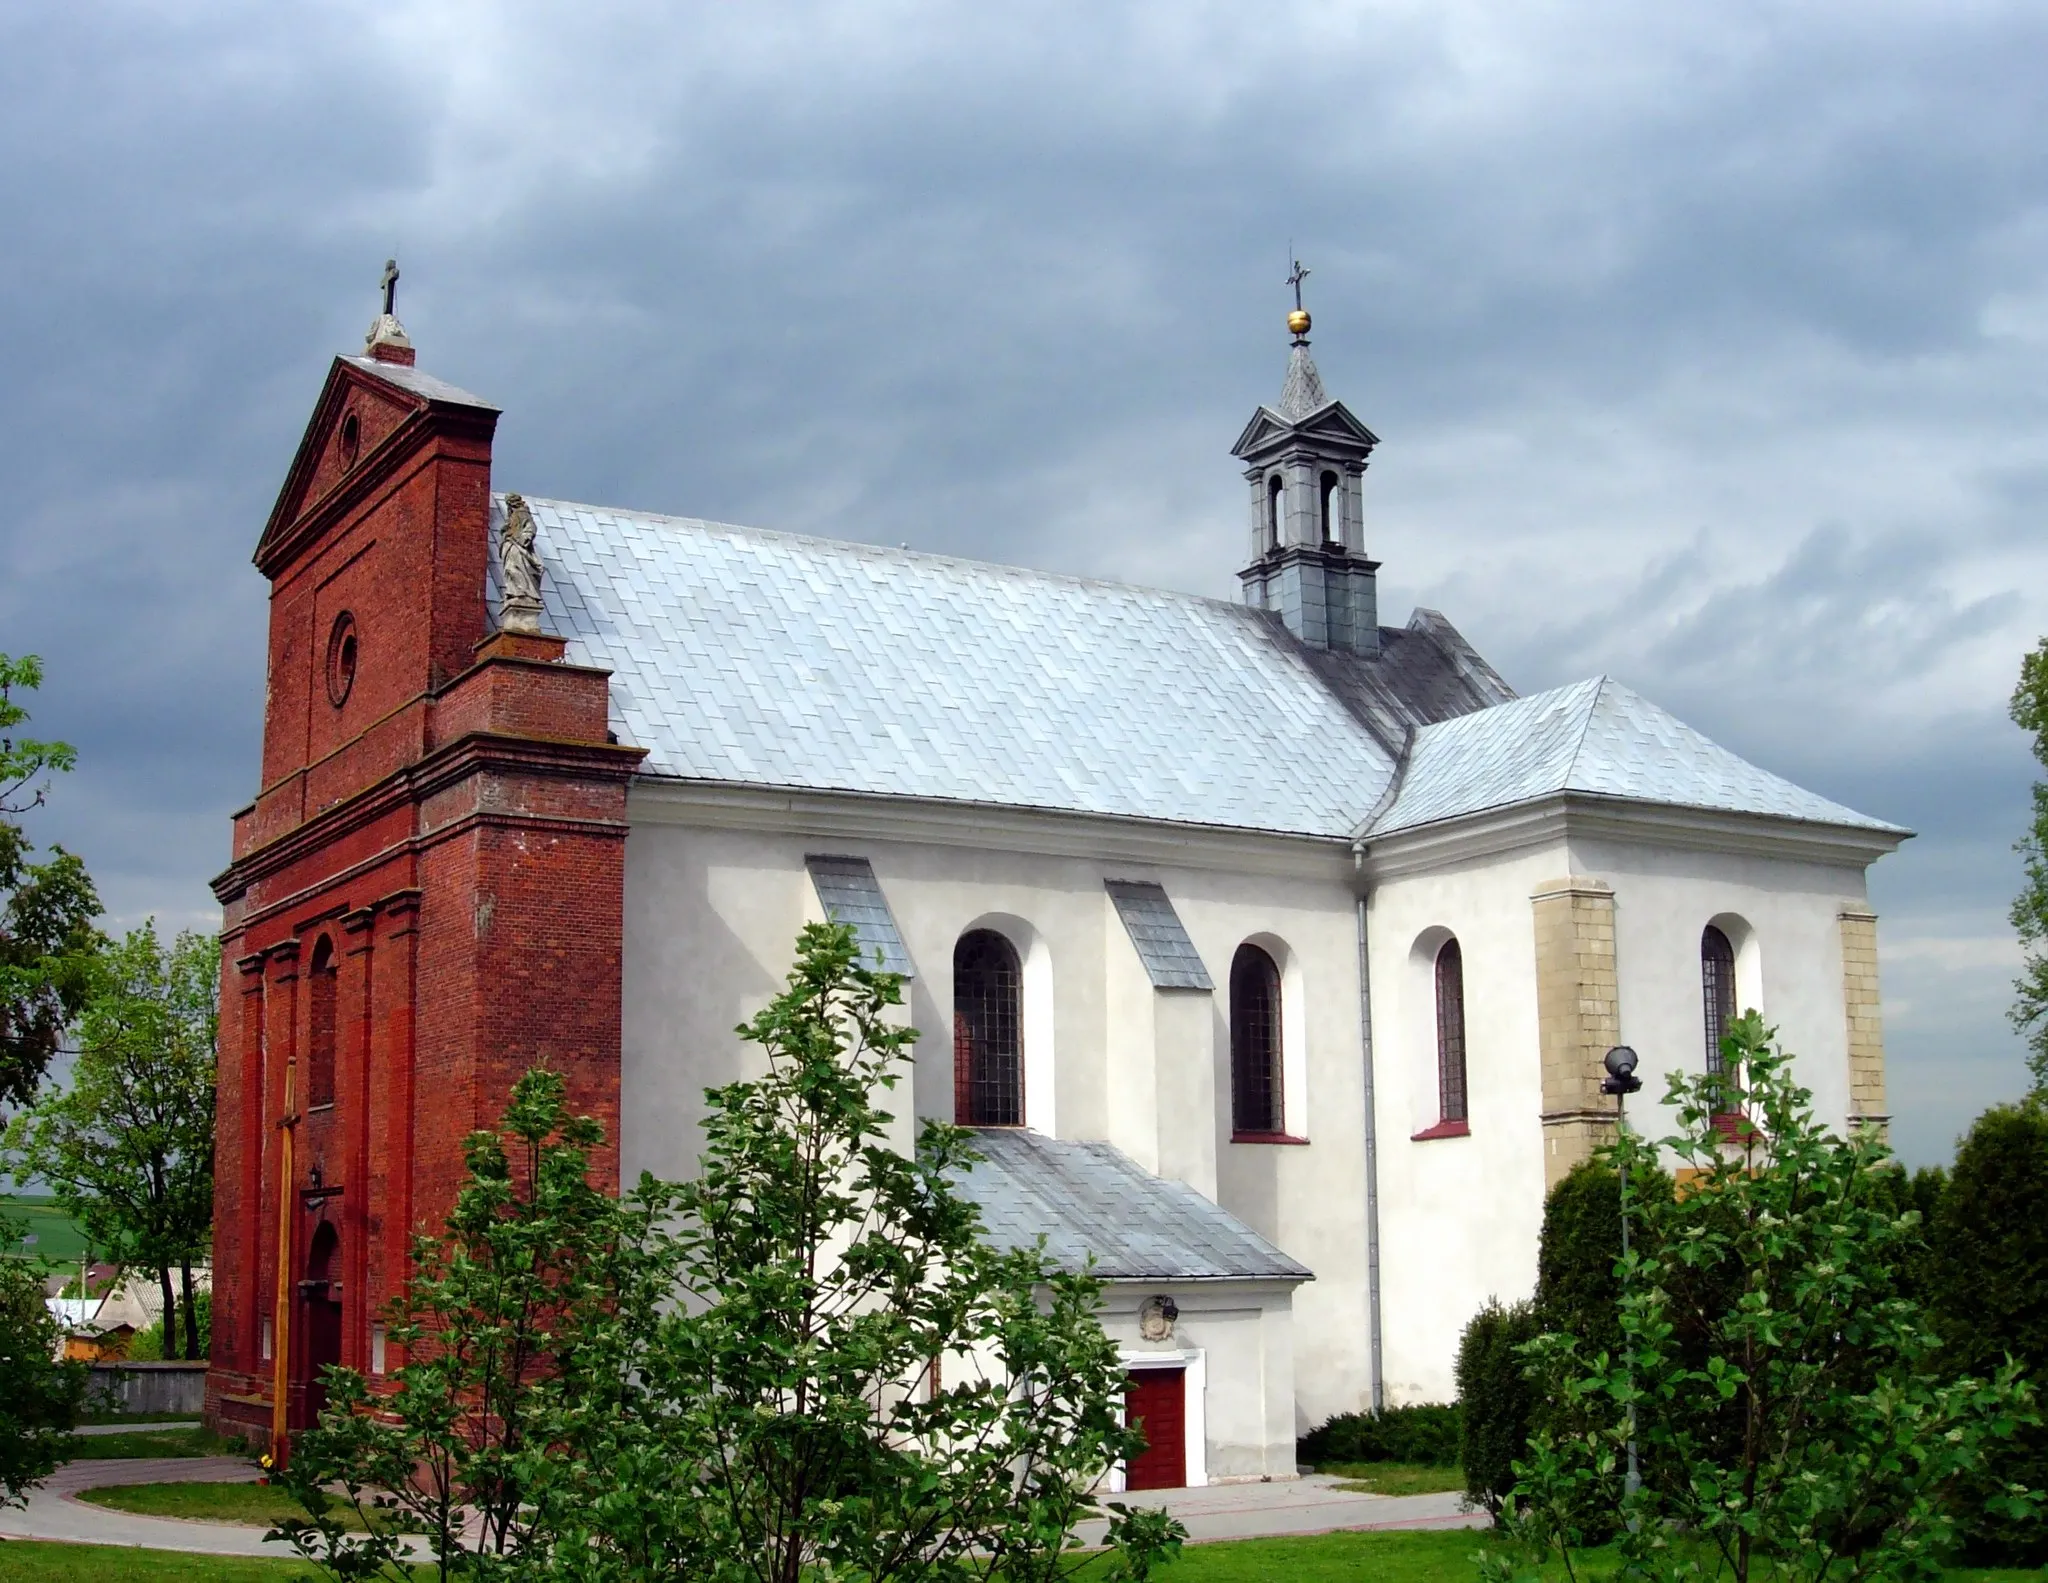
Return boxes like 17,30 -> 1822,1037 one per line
1494,1017 -> 2037,1583
1299,1401 -> 1460,1467
1455,1296 -> 1540,1516
1929,1101 -> 2048,1564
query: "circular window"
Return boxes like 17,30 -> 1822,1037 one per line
338,412 -> 361,468
325,612 -> 359,707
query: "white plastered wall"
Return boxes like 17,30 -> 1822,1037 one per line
1567,834 -> 1871,1134
1367,837 -> 1567,1407
617,783 -> 1895,1440
618,789 -> 1371,1449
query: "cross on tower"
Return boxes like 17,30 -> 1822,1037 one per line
1287,258 -> 1310,312
380,259 -> 400,318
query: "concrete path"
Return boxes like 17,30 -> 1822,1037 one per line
1079,1475 -> 1484,1545
2,1456 -> 1484,1558
0,1454 -> 301,1558
71,1420 -> 202,1436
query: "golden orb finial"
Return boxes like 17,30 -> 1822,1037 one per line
1287,308 -> 1312,337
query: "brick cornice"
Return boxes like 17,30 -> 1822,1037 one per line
214,729 -> 645,906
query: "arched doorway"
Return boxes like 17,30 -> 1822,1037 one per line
295,1220 -> 342,1428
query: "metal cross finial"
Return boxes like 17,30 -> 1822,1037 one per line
380,259 -> 400,317
1287,257 -> 1311,312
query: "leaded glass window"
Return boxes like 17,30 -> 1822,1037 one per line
1230,944 -> 1283,1134
953,930 -> 1023,1126
1436,938 -> 1468,1124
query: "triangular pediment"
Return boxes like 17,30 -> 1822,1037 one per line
1229,399 -> 1379,463
255,357 -> 500,576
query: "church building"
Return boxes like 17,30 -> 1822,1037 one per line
205,279 -> 1906,1487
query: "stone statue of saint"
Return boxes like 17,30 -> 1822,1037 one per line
499,494 -> 545,634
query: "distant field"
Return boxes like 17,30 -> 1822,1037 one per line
0,1193 -> 90,1265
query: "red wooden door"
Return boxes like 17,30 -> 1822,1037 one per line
1124,1368 -> 1187,1490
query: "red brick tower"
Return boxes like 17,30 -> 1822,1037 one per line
205,295 -> 643,1448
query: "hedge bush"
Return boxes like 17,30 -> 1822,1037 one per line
1929,1101 -> 2048,1564
1298,1401 -> 1460,1467
1455,1296 -> 1540,1516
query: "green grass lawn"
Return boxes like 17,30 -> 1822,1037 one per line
1165,1531 -> 2048,1583
0,1543 -> 323,1582
64,1427 -> 250,1461
77,1411 -> 211,1427
4,1529 -> 2044,1583
71,1481 -> 368,1531
1315,1460 -> 1467,1497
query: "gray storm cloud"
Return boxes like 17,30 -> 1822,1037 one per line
2,0 -> 2044,1162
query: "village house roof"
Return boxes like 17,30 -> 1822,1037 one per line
498,494 -> 1904,844
947,1127 -> 1312,1283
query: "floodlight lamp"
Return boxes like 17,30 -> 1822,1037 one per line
1601,1045 -> 1644,1096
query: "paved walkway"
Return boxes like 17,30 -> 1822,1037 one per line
0,1455 -> 299,1558
1,1457 -> 1483,1557
72,1420 -> 202,1436
1079,1476 -> 1482,1545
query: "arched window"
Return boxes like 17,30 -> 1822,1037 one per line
1230,944 -> 1283,1134
1701,925 -> 1736,1077
1267,474 -> 1285,551
1320,471 -> 1340,544
954,930 -> 1023,1126
307,937 -> 337,1110
1435,938 -> 1468,1124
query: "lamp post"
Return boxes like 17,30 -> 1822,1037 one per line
1601,1044 -> 1644,1503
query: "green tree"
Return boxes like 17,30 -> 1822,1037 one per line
4,924 -> 219,1359
0,1242 -> 89,1505
0,653 -> 102,1110
279,923 -> 1182,1583
2012,638 -> 2048,1090
1491,1014 -> 2038,1583
1927,1101 -> 2048,1562
1457,1297 -> 1541,1517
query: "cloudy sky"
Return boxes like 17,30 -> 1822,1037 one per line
2,1 -> 2044,1165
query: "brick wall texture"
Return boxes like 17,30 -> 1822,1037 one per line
1531,876 -> 1621,1188
205,354 -> 643,1453
1839,902 -> 1889,1137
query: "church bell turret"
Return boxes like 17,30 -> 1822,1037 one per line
1231,262 -> 1382,653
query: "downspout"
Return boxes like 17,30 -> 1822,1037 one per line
1351,724 -> 1413,1415
1352,845 -> 1384,1412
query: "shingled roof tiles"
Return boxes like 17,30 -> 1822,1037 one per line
1368,676 -> 1907,837
946,1127 -> 1311,1282
494,494 -> 1901,841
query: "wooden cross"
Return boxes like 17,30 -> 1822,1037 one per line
380,259 -> 400,317
1287,257 -> 1310,312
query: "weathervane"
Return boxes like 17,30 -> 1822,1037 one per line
1286,257 -> 1312,341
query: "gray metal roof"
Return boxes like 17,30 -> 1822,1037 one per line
1106,881 -> 1213,991
947,1128 -> 1312,1282
508,496 -> 1505,838
806,855 -> 914,977
490,493 -> 1898,845
1367,676 -> 1908,838
1276,342 -> 1329,421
